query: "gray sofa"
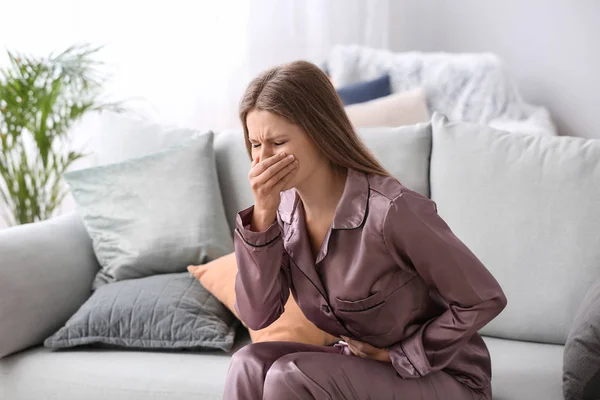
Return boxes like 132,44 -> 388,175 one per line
2,114 -> 599,400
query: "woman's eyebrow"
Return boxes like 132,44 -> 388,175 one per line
249,134 -> 288,142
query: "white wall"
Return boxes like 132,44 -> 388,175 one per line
0,0 -> 390,230
388,0 -> 600,138
2,1 -> 597,230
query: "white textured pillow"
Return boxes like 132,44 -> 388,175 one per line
65,132 -> 233,290
344,88 -> 430,128
94,113 -> 199,166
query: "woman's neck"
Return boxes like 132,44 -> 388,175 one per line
296,165 -> 347,223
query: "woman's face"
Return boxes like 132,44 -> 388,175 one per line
246,109 -> 327,191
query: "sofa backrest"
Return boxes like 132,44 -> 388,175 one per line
430,113 -> 600,345
214,123 -> 432,235
213,130 -> 255,235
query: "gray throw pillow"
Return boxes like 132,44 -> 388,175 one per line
44,272 -> 238,351
65,132 -> 233,290
563,279 -> 600,400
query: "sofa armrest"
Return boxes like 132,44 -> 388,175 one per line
0,212 -> 100,359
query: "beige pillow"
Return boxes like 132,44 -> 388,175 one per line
345,87 -> 430,128
188,253 -> 339,346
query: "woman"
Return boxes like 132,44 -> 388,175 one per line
224,60 -> 507,400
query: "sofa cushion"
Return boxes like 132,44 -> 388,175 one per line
0,334 -> 562,400
482,336 -> 564,400
0,328 -> 251,400
214,122 -> 432,233
359,122 -> 432,199
66,132 -> 233,289
430,112 -> 600,344
563,278 -> 600,400
44,272 -> 238,352
214,130 -> 256,236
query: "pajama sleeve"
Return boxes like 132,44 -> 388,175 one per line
233,205 -> 291,331
383,191 -> 507,378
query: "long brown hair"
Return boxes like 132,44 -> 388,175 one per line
239,60 -> 391,176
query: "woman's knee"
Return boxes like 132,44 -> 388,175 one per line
263,355 -> 298,398
230,342 -> 274,370
263,354 -> 331,400
225,343 -> 281,400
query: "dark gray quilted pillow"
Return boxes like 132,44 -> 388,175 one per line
563,279 -> 600,400
44,272 -> 238,351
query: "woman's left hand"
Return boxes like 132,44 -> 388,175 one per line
340,336 -> 391,362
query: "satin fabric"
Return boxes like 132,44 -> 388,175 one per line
228,168 -> 506,399
224,340 -> 489,399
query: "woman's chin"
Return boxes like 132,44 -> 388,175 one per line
281,170 -> 302,192
280,177 -> 298,192
280,182 -> 295,192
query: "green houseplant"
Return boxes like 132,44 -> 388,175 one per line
0,44 -> 121,227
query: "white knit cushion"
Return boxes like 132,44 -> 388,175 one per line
326,45 -> 556,135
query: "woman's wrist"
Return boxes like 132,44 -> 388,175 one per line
250,206 -> 277,232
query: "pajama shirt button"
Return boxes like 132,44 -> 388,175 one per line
322,304 -> 331,313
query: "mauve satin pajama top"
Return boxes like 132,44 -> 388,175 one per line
232,168 -> 507,393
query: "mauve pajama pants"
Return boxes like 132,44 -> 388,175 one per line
223,341 -> 490,400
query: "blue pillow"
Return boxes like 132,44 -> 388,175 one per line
336,74 -> 391,106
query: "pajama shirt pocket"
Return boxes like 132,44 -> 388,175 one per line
334,290 -> 395,338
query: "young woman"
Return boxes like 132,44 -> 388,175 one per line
224,60 -> 507,400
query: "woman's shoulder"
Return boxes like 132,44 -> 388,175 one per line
366,173 -> 434,215
367,173 -> 409,201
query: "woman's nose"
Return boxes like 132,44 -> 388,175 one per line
259,149 -> 275,162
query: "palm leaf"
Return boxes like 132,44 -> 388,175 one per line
0,43 -> 123,226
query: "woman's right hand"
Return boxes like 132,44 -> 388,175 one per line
248,152 -> 299,231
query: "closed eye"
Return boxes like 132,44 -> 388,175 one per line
251,141 -> 285,148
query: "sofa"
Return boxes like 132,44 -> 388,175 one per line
2,112 -> 600,400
